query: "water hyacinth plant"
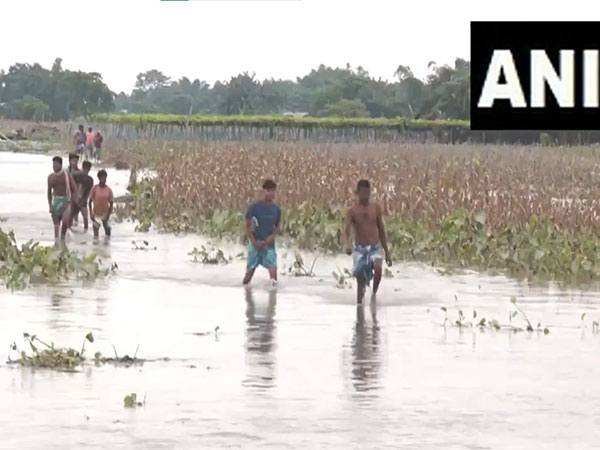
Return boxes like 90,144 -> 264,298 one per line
0,228 -> 114,290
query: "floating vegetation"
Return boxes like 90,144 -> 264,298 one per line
94,344 -> 145,367
188,245 -> 232,264
282,251 -> 320,277
441,298 -> 550,334
332,267 -> 353,289
0,228 -> 114,290
131,240 -> 157,251
123,393 -> 146,408
8,332 -> 94,371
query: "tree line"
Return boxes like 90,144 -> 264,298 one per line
0,57 -> 470,121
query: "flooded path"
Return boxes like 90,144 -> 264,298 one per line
2,152 -> 600,449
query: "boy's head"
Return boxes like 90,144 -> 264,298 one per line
78,124 -> 84,132
82,160 -> 92,173
356,179 -> 371,202
262,179 -> 277,202
88,127 -> 93,133
68,153 -> 79,169
52,156 -> 62,172
97,169 -> 107,186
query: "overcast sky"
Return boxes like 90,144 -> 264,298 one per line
0,0 -> 594,93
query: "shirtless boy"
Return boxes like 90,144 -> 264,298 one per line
47,156 -> 77,241
343,179 -> 392,304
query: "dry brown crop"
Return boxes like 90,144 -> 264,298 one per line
130,141 -> 600,231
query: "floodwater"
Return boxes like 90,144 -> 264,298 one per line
2,152 -> 600,450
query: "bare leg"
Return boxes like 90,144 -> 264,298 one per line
60,207 -> 71,241
267,267 -> 277,281
53,219 -> 60,240
103,220 -> 111,237
93,221 -> 100,239
243,268 -> 255,285
356,277 -> 366,305
373,259 -> 383,295
81,207 -> 89,232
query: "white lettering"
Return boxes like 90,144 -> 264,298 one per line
584,50 -> 598,108
478,50 -> 527,108
530,50 -> 574,108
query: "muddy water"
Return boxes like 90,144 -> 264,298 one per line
2,152 -> 600,449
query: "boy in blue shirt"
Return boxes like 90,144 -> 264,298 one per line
243,179 -> 281,285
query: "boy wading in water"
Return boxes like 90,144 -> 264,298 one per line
243,179 -> 281,286
78,161 -> 94,232
343,179 -> 392,304
47,156 -> 77,241
89,170 -> 114,240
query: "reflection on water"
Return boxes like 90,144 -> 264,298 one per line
350,303 -> 381,395
243,287 -> 277,390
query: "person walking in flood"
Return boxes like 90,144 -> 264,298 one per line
74,124 -> 86,159
85,127 -> 94,161
89,169 -> 114,240
93,130 -> 103,163
67,153 -> 82,228
47,156 -> 77,242
343,179 -> 392,304
242,179 -> 281,286
78,160 -> 94,232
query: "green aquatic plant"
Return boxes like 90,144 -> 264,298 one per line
188,245 -> 232,264
8,332 -> 94,370
442,298 -> 550,334
131,240 -> 157,250
0,228 -> 115,290
123,393 -> 146,408
282,251 -> 320,277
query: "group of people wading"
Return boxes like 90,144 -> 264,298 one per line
52,125 -> 391,303
243,179 -> 392,304
47,153 -> 113,243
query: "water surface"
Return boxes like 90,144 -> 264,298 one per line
1,152 -> 600,449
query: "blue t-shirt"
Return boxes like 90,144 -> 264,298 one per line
246,201 -> 281,243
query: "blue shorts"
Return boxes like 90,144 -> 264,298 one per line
352,244 -> 383,286
247,243 -> 277,271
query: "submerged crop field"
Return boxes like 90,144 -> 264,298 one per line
110,140 -> 600,284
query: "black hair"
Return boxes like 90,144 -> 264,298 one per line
82,161 -> 92,170
262,179 -> 277,190
52,156 -> 62,164
78,124 -> 84,129
68,153 -> 78,161
88,127 -> 92,132
357,179 -> 371,190
97,169 -> 107,178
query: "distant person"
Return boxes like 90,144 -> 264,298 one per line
93,131 -> 103,162
85,127 -> 94,161
47,156 -> 77,242
67,153 -> 82,227
242,179 -> 281,285
89,169 -> 114,240
74,125 -> 86,158
77,161 -> 94,232
343,179 -> 392,304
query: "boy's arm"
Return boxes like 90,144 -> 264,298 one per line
245,205 -> 262,248
343,208 -> 353,254
376,204 -> 391,265
108,189 -> 114,217
47,176 -> 53,213
88,187 -> 95,218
